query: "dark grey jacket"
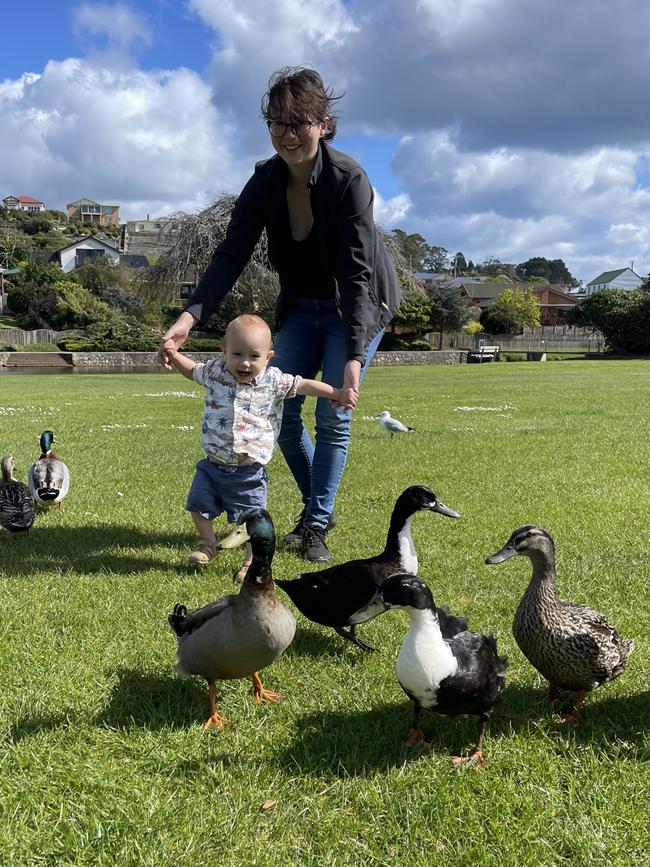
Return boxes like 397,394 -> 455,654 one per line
184,141 -> 401,362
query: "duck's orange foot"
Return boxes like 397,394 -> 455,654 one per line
251,672 -> 285,704
202,713 -> 231,731
451,750 -> 484,769
402,728 -> 431,748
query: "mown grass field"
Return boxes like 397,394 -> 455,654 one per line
1,361 -> 648,866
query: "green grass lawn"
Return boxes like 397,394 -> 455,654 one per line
0,313 -> 18,328
1,362 -> 648,866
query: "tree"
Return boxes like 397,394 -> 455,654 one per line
390,229 -> 431,271
480,287 -> 541,334
452,252 -> 467,275
429,285 -> 471,348
516,256 -> 578,286
567,289 -> 649,353
422,245 -> 449,273
136,195 -> 279,326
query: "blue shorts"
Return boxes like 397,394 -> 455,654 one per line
186,459 -> 268,523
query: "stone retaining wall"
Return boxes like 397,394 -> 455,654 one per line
1,349 -> 468,368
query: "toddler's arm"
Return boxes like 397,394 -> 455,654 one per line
168,349 -> 197,382
297,378 -> 358,410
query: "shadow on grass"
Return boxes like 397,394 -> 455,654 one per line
287,625 -> 371,662
1,524 -> 201,575
279,684 -> 650,776
99,668 -> 210,730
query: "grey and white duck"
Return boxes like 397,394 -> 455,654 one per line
486,525 -> 635,726
275,485 -> 460,653
351,573 -> 507,766
168,508 -> 296,729
28,430 -> 70,509
0,456 -> 36,533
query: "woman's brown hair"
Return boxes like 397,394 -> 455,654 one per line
261,67 -> 341,141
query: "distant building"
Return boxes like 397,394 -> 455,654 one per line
3,195 -> 45,212
532,285 -> 580,325
67,198 -> 120,227
585,268 -> 643,296
121,217 -> 177,259
48,236 -> 120,273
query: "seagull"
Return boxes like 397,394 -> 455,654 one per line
378,410 -> 415,438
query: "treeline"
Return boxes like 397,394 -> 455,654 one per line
390,229 -> 579,286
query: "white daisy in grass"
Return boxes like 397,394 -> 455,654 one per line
454,404 -> 516,413
141,391 -> 199,398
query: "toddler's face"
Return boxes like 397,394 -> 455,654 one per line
223,326 -> 273,383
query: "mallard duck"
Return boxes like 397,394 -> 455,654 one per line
28,430 -> 70,508
350,573 -> 507,766
168,508 -> 296,729
275,485 -> 460,653
485,526 -> 635,725
0,456 -> 36,533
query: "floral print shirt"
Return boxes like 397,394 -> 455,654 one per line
193,357 -> 301,466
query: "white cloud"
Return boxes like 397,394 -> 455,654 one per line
0,58 -> 242,220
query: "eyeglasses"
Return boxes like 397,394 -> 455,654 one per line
266,120 -> 317,138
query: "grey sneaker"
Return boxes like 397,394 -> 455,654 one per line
282,509 -> 337,547
301,525 -> 332,563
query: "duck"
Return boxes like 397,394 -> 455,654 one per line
485,525 -> 635,726
0,456 -> 36,533
350,572 -> 507,766
167,508 -> 296,729
275,485 -> 460,653
28,430 -> 70,508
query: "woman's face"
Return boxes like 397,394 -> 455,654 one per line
268,109 -> 329,171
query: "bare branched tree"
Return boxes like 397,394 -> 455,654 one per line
136,195 -> 279,324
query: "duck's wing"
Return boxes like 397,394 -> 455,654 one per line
168,596 -> 235,637
436,604 -> 469,639
0,482 -> 35,531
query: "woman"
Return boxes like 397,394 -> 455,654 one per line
160,67 -> 401,563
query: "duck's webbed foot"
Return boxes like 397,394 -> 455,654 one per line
202,682 -> 232,731
451,750 -> 484,768
334,625 -> 378,654
555,688 -> 587,727
251,671 -> 285,704
402,728 -> 431,748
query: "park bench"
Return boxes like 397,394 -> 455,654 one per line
468,344 -> 500,363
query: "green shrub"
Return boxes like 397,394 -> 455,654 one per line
17,342 -> 60,352
183,337 -> 223,352
0,341 -> 18,351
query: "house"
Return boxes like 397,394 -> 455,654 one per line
532,285 -> 580,325
48,236 -> 120,273
121,217 -> 177,259
3,195 -> 45,212
119,254 -> 150,268
585,268 -> 643,296
67,198 -> 120,227
452,280 -> 525,310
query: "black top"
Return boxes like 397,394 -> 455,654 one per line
279,205 -> 335,300
184,141 -> 401,362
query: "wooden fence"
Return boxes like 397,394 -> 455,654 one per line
432,325 -> 605,354
0,328 -> 83,346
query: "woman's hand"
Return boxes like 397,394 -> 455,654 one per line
343,359 -> 362,396
159,312 -> 196,369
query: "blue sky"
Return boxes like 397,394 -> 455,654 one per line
2,0 -> 650,283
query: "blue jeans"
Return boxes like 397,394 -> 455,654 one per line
269,298 -> 383,529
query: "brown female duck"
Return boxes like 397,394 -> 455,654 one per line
486,525 -> 635,725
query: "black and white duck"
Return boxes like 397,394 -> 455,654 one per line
168,508 -> 296,729
0,456 -> 36,533
275,485 -> 460,653
485,525 -> 635,726
28,430 -> 70,508
350,572 -> 507,766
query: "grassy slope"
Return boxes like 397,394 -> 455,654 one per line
0,362 -> 648,866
